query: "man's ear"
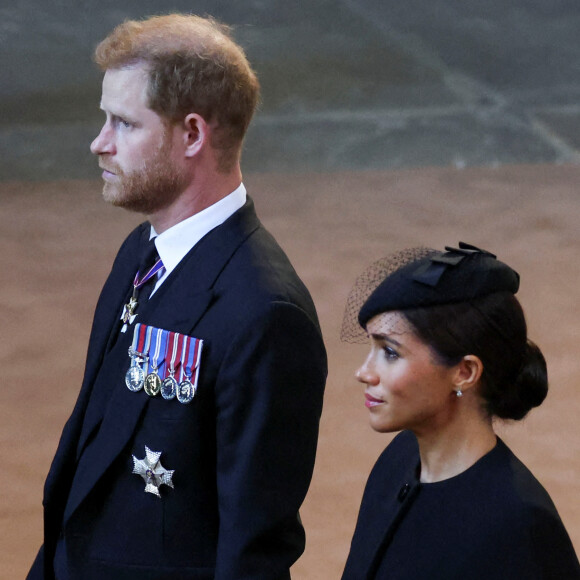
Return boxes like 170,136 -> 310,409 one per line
453,355 -> 483,394
182,113 -> 208,158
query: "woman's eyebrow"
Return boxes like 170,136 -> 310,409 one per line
369,333 -> 402,347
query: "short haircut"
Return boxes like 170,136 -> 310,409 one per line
94,14 -> 260,172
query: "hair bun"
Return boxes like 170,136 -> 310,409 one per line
492,340 -> 548,420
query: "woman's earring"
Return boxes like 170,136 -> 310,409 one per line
455,389 -> 463,398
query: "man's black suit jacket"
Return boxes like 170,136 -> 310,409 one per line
29,198 -> 327,579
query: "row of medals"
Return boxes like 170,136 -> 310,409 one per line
125,348 -> 196,404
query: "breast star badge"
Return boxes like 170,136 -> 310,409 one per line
132,446 -> 174,497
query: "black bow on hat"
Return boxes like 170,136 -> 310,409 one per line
412,242 -> 497,287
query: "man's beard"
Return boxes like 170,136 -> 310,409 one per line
101,136 -> 187,215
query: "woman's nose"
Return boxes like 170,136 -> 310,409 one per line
355,363 -> 379,386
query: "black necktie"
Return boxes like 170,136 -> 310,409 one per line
138,237 -> 159,273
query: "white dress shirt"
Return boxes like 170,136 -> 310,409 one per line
149,183 -> 247,294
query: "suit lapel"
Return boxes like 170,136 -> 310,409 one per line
83,225 -> 147,392
134,197 -> 261,335
102,225 -> 151,354
43,227 -> 144,507
63,200 -> 260,524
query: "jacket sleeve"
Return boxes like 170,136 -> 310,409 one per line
213,300 -> 327,579
26,545 -> 44,579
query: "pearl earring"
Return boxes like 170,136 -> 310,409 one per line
455,389 -> 463,398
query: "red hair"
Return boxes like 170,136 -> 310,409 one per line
95,14 -> 260,172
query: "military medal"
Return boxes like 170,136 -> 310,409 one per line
161,375 -> 179,400
144,373 -> 162,397
177,379 -> 195,404
177,335 -> 203,404
132,446 -> 174,497
125,323 -> 204,403
120,254 -> 165,332
126,363 -> 146,392
125,324 -> 152,392
144,328 -> 165,397
121,295 -> 138,329
161,331 -> 182,400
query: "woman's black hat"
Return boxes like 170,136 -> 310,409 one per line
357,242 -> 520,329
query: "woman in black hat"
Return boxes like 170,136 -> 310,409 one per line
341,243 -> 580,580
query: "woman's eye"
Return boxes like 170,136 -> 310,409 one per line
383,346 -> 399,361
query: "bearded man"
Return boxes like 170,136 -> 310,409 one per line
28,14 -> 327,580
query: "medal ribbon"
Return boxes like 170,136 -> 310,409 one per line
142,325 -> 153,369
130,323 -> 142,356
166,331 -> 184,378
190,338 -> 203,391
133,258 -> 165,291
135,323 -> 151,356
179,337 -> 191,383
158,329 -> 170,378
121,255 -> 164,330
180,336 -> 203,384
130,325 -> 203,394
149,327 -> 167,374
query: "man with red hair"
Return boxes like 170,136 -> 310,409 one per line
28,14 -> 326,580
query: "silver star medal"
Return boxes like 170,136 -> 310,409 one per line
132,446 -> 174,497
121,296 -> 139,333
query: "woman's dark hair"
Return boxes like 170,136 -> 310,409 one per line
403,291 -> 548,420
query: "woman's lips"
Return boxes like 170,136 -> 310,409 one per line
365,393 -> 384,408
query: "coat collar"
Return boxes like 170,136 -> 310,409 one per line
142,196 -> 260,334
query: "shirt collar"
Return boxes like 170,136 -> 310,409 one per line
150,183 -> 247,281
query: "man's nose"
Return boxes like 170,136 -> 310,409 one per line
90,124 -> 115,155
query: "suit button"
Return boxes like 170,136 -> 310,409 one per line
398,483 -> 410,501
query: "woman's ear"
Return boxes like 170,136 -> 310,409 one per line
453,355 -> 483,394
182,113 -> 208,158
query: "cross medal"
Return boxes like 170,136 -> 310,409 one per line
122,292 -> 139,324
121,256 -> 165,332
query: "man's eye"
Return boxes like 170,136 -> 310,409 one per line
112,116 -> 132,129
